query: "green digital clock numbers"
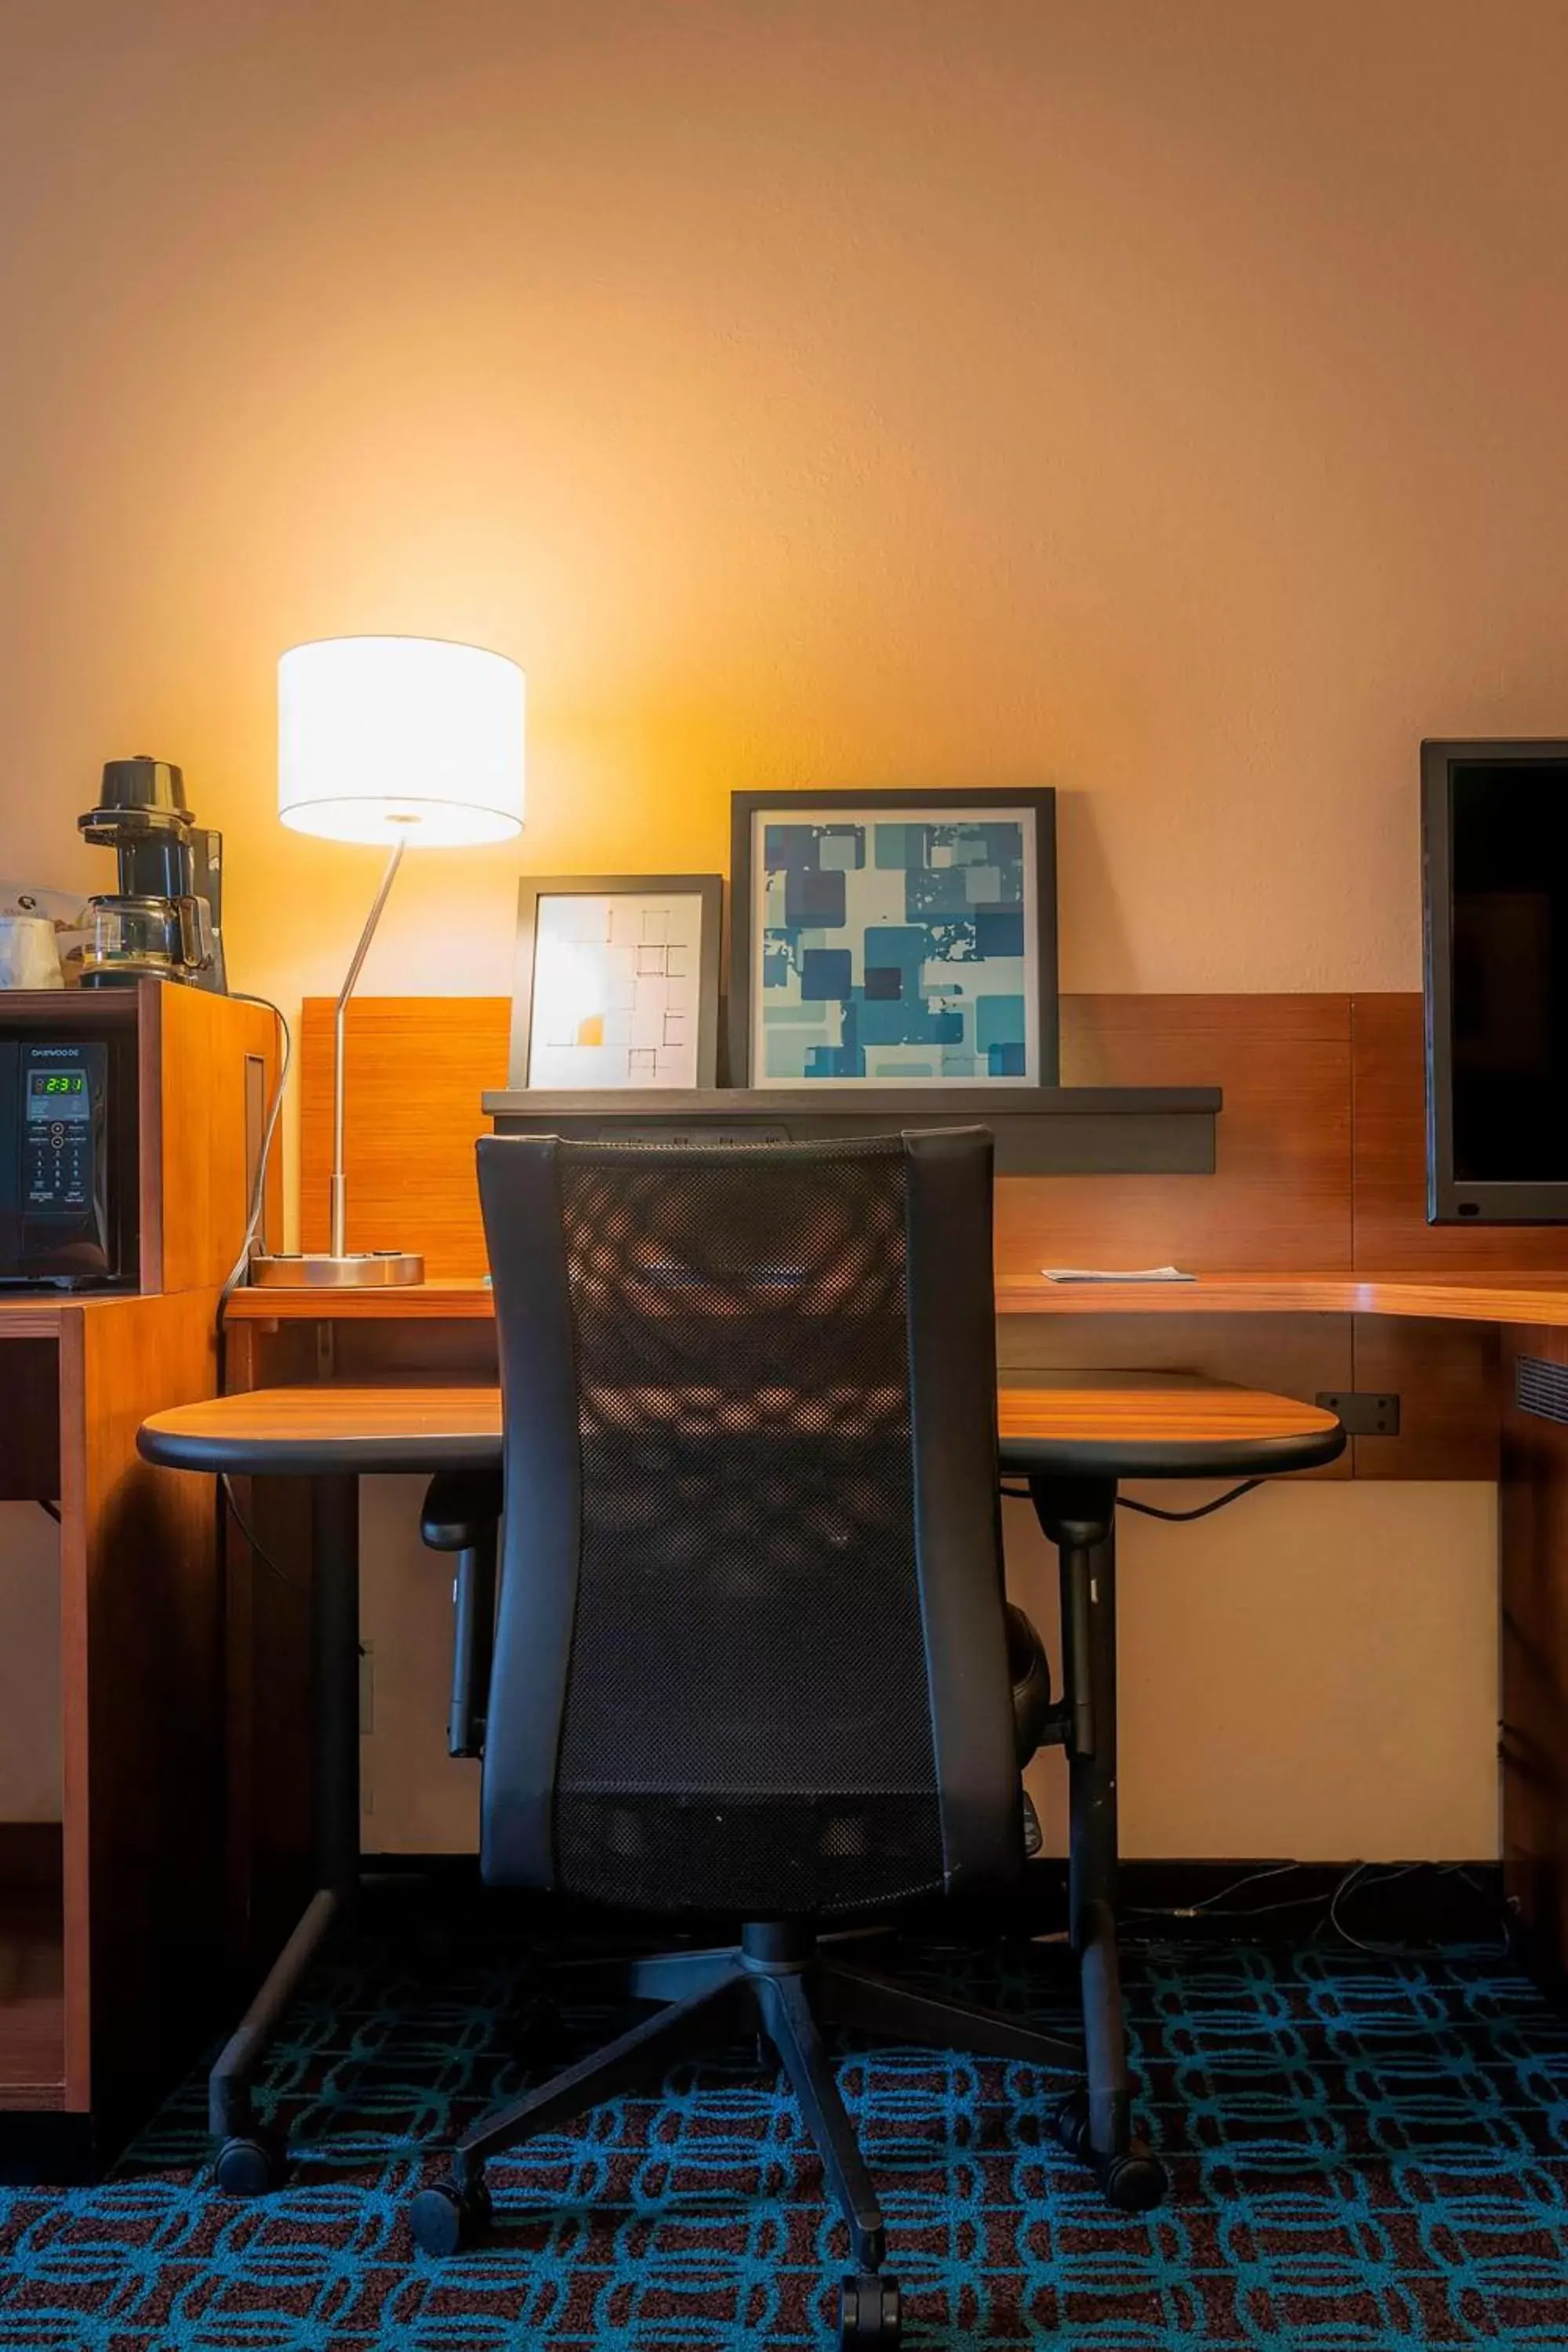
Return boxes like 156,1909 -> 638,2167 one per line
27,1069 -> 89,1114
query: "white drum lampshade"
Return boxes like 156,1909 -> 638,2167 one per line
278,636 -> 525,846
254,633 -> 525,1290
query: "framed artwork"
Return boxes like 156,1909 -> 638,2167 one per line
728,789 -> 1057,1087
508,874 -> 724,1089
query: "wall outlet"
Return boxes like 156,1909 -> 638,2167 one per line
1315,1391 -> 1400,1437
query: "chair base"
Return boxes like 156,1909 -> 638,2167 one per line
409,1918 -> 1151,2346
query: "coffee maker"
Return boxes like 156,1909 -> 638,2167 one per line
78,757 -> 227,991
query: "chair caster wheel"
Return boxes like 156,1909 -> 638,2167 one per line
213,2126 -> 286,2197
1094,2144 -> 1168,2212
410,2174 -> 492,2256
840,2270 -> 901,2348
1053,2094 -> 1167,2210
1053,2088 -> 1091,2160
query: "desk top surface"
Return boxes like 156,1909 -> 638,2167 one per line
140,1372 -> 1345,1481
217,1269 -> 1568,1327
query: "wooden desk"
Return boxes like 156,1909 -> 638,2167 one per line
139,1370 -> 1342,2193
212,988 -> 1568,1994
142,1374 -> 1344,1475
222,1269 -> 1568,1327
213,1267 -> 1568,1997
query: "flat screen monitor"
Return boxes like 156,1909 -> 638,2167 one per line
1424,738 -> 1568,1221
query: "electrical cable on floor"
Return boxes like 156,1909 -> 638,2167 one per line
1125,1857 -> 1507,1954
37,1499 -> 60,1524
1320,1860 -> 1431,1955
997,1465 -> 1504,1958
1124,1860 -> 1301,1920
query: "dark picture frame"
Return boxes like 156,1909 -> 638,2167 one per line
728,788 -> 1058,1087
508,873 -> 724,1089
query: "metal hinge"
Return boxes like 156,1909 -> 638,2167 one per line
1316,1390 -> 1400,1437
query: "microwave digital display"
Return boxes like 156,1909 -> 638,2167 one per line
27,1069 -> 91,1122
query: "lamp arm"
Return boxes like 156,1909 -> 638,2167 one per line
330,832 -> 408,1258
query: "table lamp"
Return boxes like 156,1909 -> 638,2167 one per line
252,634 -> 524,1288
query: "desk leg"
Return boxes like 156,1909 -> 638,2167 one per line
313,1475 -> 362,1895
210,1474 -> 361,2191
1031,1474 -> 1166,2212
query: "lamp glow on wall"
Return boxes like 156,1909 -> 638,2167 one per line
253,636 -> 524,1288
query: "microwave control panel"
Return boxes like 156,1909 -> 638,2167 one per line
24,1053 -> 98,1214
0,1038 -> 119,1286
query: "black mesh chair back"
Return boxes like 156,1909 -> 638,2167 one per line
476,1127 -> 1019,1918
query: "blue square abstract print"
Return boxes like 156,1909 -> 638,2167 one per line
753,808 -> 1037,1083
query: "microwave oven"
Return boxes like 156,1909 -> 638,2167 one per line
0,1032 -> 138,1287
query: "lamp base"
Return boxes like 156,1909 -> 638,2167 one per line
249,1250 -> 426,1290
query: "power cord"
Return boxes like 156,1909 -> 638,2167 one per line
1119,1479 -> 1262,1523
220,1469 -> 306,1598
215,993 -> 296,1592
217,991 -> 292,1341
1000,1478 -> 1262,1523
1125,1857 -> 1507,1955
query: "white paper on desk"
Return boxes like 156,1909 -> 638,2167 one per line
1040,1265 -> 1195,1282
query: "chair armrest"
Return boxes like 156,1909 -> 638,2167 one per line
1006,1603 -> 1054,1766
420,1471 -> 502,1759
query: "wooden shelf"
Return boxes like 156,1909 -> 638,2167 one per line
0,1838 -> 66,2115
995,1271 -> 1568,1323
483,1084 -> 1221,1178
224,1269 -> 1568,1327
228,1279 -> 496,1320
0,1899 -> 64,2113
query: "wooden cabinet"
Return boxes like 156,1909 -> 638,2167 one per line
0,989 -> 278,2176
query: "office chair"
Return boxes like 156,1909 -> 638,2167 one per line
411,1130 -> 1084,2351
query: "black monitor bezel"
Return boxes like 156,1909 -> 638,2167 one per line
1423,735 -> 1568,1224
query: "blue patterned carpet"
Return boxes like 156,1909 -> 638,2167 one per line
0,1926 -> 1565,2348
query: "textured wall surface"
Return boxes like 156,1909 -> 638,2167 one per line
2,1 -> 1566,1007
0,0 -> 1543,1852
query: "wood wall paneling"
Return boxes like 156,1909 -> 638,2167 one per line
300,998 -> 508,1278
304,993 -> 1360,1283
998,993 -> 1353,1277
1348,1314 -> 1500,1482
1351,995 -> 1568,1272
296,991 -> 1545,1477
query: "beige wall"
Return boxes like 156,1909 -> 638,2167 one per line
1,0 -> 1548,1853
362,1478 -> 1498,1864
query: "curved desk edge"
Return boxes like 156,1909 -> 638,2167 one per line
141,1378 -> 1345,1484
